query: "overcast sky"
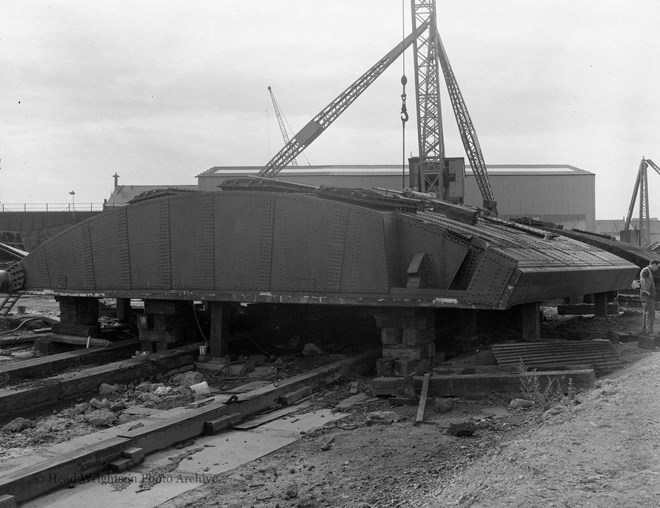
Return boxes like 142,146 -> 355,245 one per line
2,0 -> 659,219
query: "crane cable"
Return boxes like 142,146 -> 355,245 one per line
400,0 -> 409,189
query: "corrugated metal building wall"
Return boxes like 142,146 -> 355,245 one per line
197,163 -> 595,231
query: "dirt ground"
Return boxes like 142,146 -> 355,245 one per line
1,298 -> 659,507
156,308 -> 660,508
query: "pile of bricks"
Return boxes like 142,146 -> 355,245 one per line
375,309 -> 437,376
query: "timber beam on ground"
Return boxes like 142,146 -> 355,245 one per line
0,339 -> 139,384
0,343 -> 200,424
0,348 -> 379,504
557,303 -> 620,316
371,368 -> 596,397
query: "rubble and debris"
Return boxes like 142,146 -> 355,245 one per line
3,417 -> 35,432
447,421 -> 478,437
434,397 -> 454,413
173,371 -> 206,387
510,398 -> 535,409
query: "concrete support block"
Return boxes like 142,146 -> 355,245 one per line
402,328 -> 435,346
209,301 -> 230,357
394,358 -> 431,377
381,327 -> 403,345
638,335 -> 657,350
116,297 -> 132,323
459,309 -> 478,338
521,302 -> 541,341
593,292 -> 608,318
376,358 -> 394,377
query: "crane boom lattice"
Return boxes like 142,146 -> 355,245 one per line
435,32 -> 497,213
259,22 -> 429,178
268,86 -> 298,166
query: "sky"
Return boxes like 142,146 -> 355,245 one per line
2,0 -> 660,219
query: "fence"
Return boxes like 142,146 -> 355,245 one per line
0,203 -> 106,212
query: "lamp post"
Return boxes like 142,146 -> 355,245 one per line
69,190 -> 75,211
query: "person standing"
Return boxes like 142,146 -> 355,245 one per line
640,260 -> 660,336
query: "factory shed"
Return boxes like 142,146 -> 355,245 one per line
197,163 -> 595,231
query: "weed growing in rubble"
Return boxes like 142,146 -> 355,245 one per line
516,359 -> 565,409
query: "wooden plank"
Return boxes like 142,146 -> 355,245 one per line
34,333 -> 112,348
232,401 -> 312,430
415,373 -> 430,424
0,339 -> 139,383
0,344 -> 200,424
0,349 -> 379,504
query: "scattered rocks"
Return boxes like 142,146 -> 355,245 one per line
3,417 -> 35,432
509,398 -> 535,409
285,486 -> 298,499
434,398 -> 454,413
98,383 -> 119,395
302,343 -> 323,356
543,406 -> 568,420
365,411 -> 403,424
139,393 -> 163,405
89,397 -> 108,410
68,403 -> 90,416
109,401 -> 127,412
85,409 -> 118,427
136,381 -> 153,392
173,371 -> 206,388
320,436 -> 335,451
447,421 -> 478,437
154,386 -> 173,396
190,381 -> 210,395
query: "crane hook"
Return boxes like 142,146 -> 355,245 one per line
400,74 -> 409,123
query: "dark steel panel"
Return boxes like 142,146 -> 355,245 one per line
20,244 -> 50,289
169,193 -> 215,289
11,189 -> 640,310
158,200 -> 171,289
397,216 -> 470,289
117,208 -> 132,289
214,193 -> 271,290
268,194 -> 389,293
465,249 -> 517,306
327,208 -> 349,291
89,209 -> 124,289
127,200 -> 167,289
342,208 -> 389,293
257,196 -> 275,290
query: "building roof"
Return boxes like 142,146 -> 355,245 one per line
197,164 -> 593,178
105,185 -> 198,207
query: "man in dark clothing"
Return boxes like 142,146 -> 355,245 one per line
640,260 -> 660,336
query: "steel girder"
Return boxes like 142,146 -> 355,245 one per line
3,188 -> 637,311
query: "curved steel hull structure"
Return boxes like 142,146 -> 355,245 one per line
10,188 -> 637,310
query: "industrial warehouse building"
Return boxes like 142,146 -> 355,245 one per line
196,163 -> 596,231
1,163 -> 595,254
